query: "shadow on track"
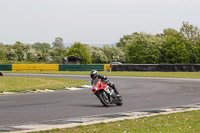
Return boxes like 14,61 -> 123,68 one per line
74,104 -> 118,108
75,104 -> 103,108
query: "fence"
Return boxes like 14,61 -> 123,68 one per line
0,64 -> 107,71
104,64 -> 110,71
0,64 -> 12,71
59,65 -> 104,71
112,64 -> 200,72
1,64 -> 200,72
12,64 -> 59,71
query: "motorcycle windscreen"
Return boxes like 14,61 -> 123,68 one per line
92,79 -> 100,86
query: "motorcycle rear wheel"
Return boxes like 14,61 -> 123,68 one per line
116,95 -> 123,106
99,91 -> 110,107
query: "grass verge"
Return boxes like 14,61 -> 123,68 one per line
2,71 -> 200,78
33,109 -> 200,133
0,77 -> 89,92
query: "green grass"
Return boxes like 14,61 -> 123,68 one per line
0,77 -> 89,92
33,109 -> 200,133
3,71 -> 200,78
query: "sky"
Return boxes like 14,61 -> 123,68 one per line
0,0 -> 200,45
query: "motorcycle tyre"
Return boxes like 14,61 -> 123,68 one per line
99,91 -> 110,107
116,96 -> 123,106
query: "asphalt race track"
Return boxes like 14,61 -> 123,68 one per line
1,73 -> 200,126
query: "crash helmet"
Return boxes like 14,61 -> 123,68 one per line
90,70 -> 98,79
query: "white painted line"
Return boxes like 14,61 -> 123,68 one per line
65,87 -> 85,91
44,89 -> 55,92
35,90 -> 47,93
2,92 -> 14,95
81,85 -> 92,88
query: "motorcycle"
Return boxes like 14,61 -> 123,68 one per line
91,79 -> 123,107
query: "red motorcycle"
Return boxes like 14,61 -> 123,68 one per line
91,79 -> 123,107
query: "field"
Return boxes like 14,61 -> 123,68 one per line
3,71 -> 200,78
0,77 -> 89,92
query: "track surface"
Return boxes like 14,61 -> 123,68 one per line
1,73 -> 200,126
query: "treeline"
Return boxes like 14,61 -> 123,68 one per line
0,39 -> 126,64
117,22 -> 200,64
0,22 -> 200,64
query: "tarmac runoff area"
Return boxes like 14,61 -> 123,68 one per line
0,104 -> 200,133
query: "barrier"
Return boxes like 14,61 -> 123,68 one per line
59,65 -> 104,71
104,64 -> 110,71
112,64 -> 200,72
0,64 -> 12,71
12,64 -> 59,71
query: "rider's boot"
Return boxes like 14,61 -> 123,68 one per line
108,82 -> 120,98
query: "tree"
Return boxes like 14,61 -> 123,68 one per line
64,42 -> 91,64
161,36 -> 189,63
53,37 -> 65,48
0,49 -> 6,61
32,42 -> 51,53
126,32 -> 161,64
163,28 -> 180,37
27,49 -> 42,62
179,22 -> 200,63
86,46 -> 108,63
4,42 -> 43,62
196,40 -> 200,63
0,43 -> 5,61
0,42 -> 4,47
116,35 -> 132,50
5,45 -> 18,61
47,47 -> 66,63
12,42 -> 30,61
103,45 -> 126,63
180,22 -> 200,42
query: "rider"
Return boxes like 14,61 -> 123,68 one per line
90,70 -> 120,96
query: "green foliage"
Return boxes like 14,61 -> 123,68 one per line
180,22 -> 200,63
116,35 -> 132,50
126,32 -> 161,64
32,42 -> 51,53
87,46 -> 108,63
103,45 -> 126,63
64,42 -> 92,64
161,29 -> 189,63
1,22 -> 200,64
163,28 -> 180,37
5,46 -> 18,61
86,45 -> 126,63
0,43 -> 6,61
117,22 -> 200,64
180,22 -> 200,42
0,49 -> 6,61
161,36 -> 188,63
48,47 -> 66,64
12,42 -> 29,61
3,42 -> 44,62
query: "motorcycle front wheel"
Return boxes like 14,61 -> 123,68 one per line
99,91 -> 110,107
